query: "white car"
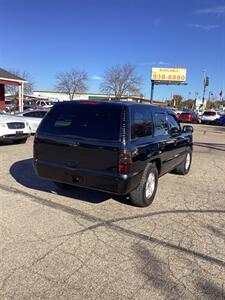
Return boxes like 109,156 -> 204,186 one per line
0,114 -> 31,144
16,109 -> 48,133
36,100 -> 54,108
0,110 -> 7,115
201,110 -> 222,125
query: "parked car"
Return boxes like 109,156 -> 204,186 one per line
174,110 -> 183,119
201,110 -> 222,125
216,114 -> 225,126
5,99 -> 15,112
15,109 -> 48,133
33,101 -> 193,207
179,111 -> 199,123
36,100 -> 54,108
0,114 -> 31,144
0,110 -> 7,115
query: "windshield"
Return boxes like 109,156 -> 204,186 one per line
38,103 -> 122,141
203,111 -> 216,116
181,112 -> 192,116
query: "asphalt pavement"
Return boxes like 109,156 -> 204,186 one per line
0,124 -> 225,299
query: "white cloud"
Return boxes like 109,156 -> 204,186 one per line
139,61 -> 169,66
188,23 -> 219,31
195,5 -> 225,16
157,61 -> 169,66
91,75 -> 103,81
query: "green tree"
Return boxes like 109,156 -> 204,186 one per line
182,99 -> 195,109
206,100 -> 216,110
172,95 -> 183,108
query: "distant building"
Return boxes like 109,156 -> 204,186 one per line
33,90 -> 166,106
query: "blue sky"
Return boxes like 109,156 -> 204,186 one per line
0,0 -> 225,100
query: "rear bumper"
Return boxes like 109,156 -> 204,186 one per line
201,119 -> 217,124
179,118 -> 192,122
33,159 -> 142,195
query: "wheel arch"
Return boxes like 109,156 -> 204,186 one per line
149,158 -> 161,175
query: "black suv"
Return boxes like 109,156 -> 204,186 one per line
33,101 -> 193,207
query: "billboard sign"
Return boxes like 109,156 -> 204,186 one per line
151,68 -> 187,82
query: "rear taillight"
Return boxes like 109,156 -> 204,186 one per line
118,150 -> 132,174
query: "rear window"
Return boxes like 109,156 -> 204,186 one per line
181,112 -> 191,116
38,103 -> 122,141
203,111 -> 216,116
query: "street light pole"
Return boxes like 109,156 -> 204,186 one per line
150,80 -> 154,104
202,70 -> 206,108
202,70 -> 209,109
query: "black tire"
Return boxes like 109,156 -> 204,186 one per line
130,163 -> 158,207
54,181 -> 72,189
13,137 -> 28,144
173,148 -> 192,175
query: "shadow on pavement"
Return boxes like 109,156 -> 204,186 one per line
205,225 -> 225,240
133,244 -> 225,299
1,160 -> 224,268
196,279 -> 225,300
10,158 -> 129,205
194,142 -> 225,152
132,243 -> 183,298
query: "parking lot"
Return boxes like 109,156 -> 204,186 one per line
0,124 -> 225,299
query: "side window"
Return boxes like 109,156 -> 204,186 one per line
154,112 -> 168,136
131,107 -> 153,139
25,111 -> 44,118
38,111 -> 47,118
167,114 -> 180,132
24,112 -> 36,117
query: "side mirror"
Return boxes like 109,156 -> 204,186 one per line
170,127 -> 180,136
182,125 -> 194,133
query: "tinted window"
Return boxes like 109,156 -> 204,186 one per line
24,111 -> 47,118
203,111 -> 216,116
38,103 -> 122,141
167,114 -> 180,132
181,112 -> 192,116
154,112 -> 168,136
24,111 -> 37,117
131,107 -> 153,139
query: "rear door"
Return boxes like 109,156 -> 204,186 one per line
129,106 -> 157,174
34,102 -> 123,174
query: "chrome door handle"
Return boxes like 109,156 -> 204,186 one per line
132,148 -> 139,156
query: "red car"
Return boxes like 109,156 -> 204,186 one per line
179,111 -> 199,123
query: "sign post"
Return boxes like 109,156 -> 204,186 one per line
150,80 -> 154,104
150,68 -> 187,103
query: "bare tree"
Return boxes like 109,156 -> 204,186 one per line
101,64 -> 141,97
55,69 -> 89,100
5,70 -> 34,95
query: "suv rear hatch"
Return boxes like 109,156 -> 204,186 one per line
179,113 -> 192,121
202,111 -> 217,120
33,101 -> 124,191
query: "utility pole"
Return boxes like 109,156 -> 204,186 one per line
150,80 -> 154,104
202,71 -> 209,109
